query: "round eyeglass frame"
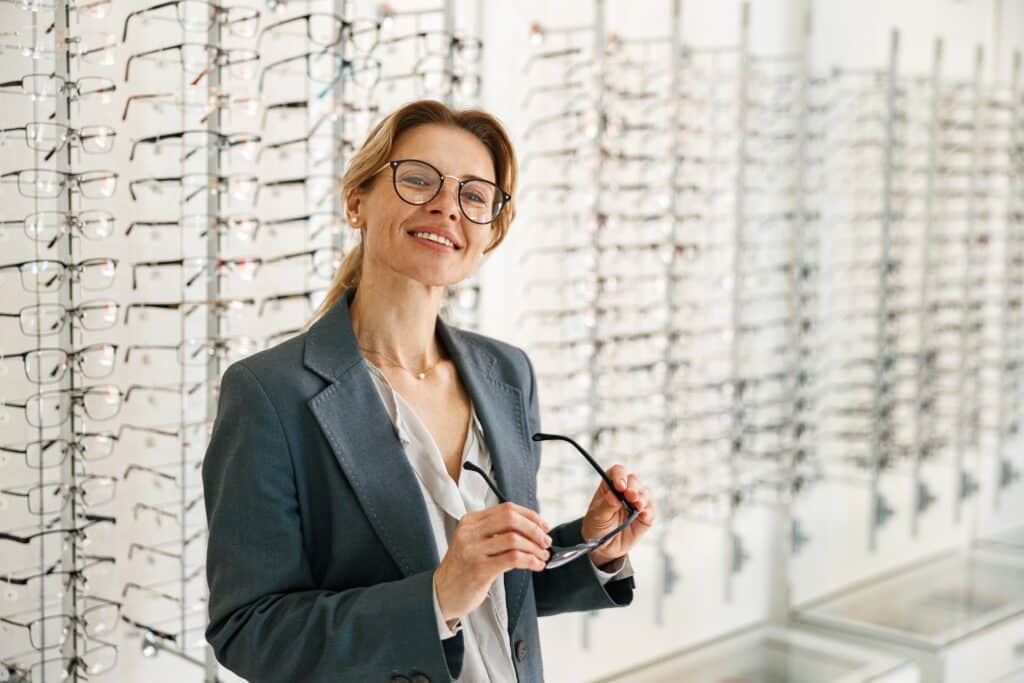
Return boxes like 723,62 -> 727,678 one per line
374,158 -> 511,225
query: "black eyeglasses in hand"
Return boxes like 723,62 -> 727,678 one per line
462,432 -> 639,570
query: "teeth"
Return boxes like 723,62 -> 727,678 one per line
411,231 -> 455,248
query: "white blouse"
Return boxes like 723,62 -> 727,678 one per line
363,360 -> 633,682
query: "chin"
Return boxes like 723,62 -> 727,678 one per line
401,266 -> 467,289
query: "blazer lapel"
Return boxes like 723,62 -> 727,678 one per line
305,288 -> 440,579
304,288 -> 535,636
435,316 -> 536,637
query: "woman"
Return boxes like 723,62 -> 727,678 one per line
202,100 -> 656,683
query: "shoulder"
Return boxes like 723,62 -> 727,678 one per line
218,332 -> 323,405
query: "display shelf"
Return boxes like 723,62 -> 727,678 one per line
795,549 -> 1024,682
591,624 -> 918,683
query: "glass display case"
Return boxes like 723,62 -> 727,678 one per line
979,527 -> 1024,555
795,550 -> 1024,682
593,625 -> 917,683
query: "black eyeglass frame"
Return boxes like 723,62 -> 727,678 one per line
374,158 -> 511,226
463,431 -> 639,569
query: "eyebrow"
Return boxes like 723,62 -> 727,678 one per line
459,172 -> 494,183
407,157 -> 495,184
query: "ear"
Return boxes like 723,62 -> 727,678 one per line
345,189 -> 363,229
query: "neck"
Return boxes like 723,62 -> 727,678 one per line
349,271 -> 445,369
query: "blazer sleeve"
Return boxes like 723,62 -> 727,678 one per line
202,361 -> 463,683
516,349 -> 636,616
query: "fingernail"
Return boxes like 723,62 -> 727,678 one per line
544,534 -> 552,545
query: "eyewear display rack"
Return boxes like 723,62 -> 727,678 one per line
1,0 -> 488,681
518,0 -> 1024,651
995,50 -> 1024,509
118,0 -> 262,678
1,1 -> 122,681
520,0 -> 823,622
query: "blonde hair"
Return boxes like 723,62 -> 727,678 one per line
307,99 -> 518,326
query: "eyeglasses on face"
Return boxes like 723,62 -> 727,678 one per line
462,431 -> 639,569
374,159 -> 510,226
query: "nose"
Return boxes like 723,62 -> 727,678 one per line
426,176 -> 460,222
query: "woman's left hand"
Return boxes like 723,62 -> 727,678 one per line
580,465 -> 656,567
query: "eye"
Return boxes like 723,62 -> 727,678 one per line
399,174 -> 432,187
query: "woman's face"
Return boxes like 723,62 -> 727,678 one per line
349,123 -> 498,289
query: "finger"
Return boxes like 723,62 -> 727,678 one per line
482,503 -> 553,551
638,498 -> 657,525
488,548 -> 547,573
494,501 -> 551,534
624,474 -> 642,501
482,531 -> 551,564
606,464 -> 629,491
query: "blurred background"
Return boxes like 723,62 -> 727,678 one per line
0,0 -> 1022,681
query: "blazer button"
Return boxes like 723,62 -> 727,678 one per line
390,676 -> 411,683
515,639 -> 528,662
410,675 -> 430,683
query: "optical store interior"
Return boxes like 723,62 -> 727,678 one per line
1,0 -> 1024,681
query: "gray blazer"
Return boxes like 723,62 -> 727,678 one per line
202,287 -> 636,683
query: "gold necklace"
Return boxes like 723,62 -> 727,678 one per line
359,345 -> 443,381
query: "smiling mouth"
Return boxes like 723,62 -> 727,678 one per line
408,230 -> 460,250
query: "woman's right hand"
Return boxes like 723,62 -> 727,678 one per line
433,502 -> 553,625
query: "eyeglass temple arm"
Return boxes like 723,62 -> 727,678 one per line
530,432 -> 636,511
122,1 -> 179,41
257,14 -> 302,51
461,462 -> 508,504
